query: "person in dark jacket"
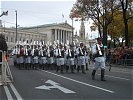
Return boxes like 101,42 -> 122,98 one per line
0,34 -> 8,73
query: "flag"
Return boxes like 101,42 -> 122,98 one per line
62,14 -> 64,18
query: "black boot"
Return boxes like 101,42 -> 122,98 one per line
35,63 -> 38,70
77,66 -> 80,72
86,63 -> 88,70
81,65 -> 86,74
28,63 -> 31,70
25,63 -> 28,69
71,65 -> 74,73
101,69 -> 106,81
19,64 -> 21,69
56,66 -> 59,72
92,70 -> 96,80
66,65 -> 69,72
50,63 -> 54,70
42,64 -> 45,70
60,65 -> 64,74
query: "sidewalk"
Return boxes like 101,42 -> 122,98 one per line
88,63 -> 133,74
107,65 -> 133,74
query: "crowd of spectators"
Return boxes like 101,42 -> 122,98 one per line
106,46 -> 133,65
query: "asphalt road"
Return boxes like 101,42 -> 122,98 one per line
0,64 -> 133,100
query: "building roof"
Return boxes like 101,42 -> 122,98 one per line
21,22 -> 73,30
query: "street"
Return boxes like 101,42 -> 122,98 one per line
0,64 -> 133,100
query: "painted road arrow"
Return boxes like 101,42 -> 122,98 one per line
35,80 -> 75,93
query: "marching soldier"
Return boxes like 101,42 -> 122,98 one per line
55,44 -> 65,73
91,37 -> 106,81
15,44 -> 20,68
84,46 -> 89,70
19,45 -> 24,69
47,45 -> 54,70
33,45 -> 39,70
76,43 -> 86,74
66,44 -> 75,73
25,45 -> 32,70
12,46 -> 17,67
40,45 -> 47,70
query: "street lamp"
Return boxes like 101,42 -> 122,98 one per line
72,17 -> 74,45
0,11 -> 8,17
15,10 -> 17,42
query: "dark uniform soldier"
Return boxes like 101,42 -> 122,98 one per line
0,34 -> 8,73
0,34 -> 7,53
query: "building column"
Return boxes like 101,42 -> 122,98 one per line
59,29 -> 61,43
56,29 -> 59,41
62,30 -> 64,43
62,30 -> 63,43
55,29 -> 57,41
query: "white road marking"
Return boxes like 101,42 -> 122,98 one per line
36,80 -> 75,93
97,74 -> 130,81
9,83 -> 23,100
4,86 -> 13,100
42,70 -> 114,93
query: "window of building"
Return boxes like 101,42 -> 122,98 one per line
6,36 -> 8,42
57,29 -> 58,40
11,37 -> 13,42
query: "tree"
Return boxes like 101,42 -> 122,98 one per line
70,0 -> 119,47
119,0 -> 133,46
108,10 -> 133,47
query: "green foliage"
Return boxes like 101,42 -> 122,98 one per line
108,10 -> 133,41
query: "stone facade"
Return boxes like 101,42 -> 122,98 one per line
0,22 -> 73,49
21,22 -> 73,44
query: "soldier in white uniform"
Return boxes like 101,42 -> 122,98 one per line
84,46 -> 89,70
39,45 -> 47,70
76,43 -> 86,74
19,45 -> 24,69
66,45 -> 75,73
91,37 -> 106,81
56,44 -> 65,73
33,45 -> 39,70
48,45 -> 54,70
25,45 -> 32,70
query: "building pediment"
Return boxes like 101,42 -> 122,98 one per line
21,22 -> 73,30
57,23 -> 73,29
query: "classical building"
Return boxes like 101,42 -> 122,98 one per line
21,22 -> 73,44
0,19 -> 96,50
0,21 -> 73,49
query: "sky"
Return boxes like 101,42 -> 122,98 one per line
0,0 -> 99,39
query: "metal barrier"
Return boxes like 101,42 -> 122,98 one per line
0,50 -> 13,86
107,58 -> 133,71
119,59 -> 133,67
